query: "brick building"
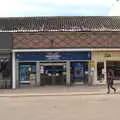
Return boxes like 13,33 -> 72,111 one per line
0,16 -> 120,88
0,33 -> 12,88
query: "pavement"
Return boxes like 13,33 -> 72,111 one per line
1,85 -> 120,120
0,84 -> 120,97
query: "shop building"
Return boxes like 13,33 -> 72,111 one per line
12,31 -> 93,88
13,51 -> 90,88
0,16 -> 120,88
91,31 -> 120,85
0,33 -> 12,88
92,51 -> 120,85
11,16 -> 120,88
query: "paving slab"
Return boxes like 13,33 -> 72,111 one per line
0,85 -> 119,97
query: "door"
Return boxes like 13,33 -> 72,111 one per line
40,63 -> 66,85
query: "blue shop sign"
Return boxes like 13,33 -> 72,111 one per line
16,51 -> 91,61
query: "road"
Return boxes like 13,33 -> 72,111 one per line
0,94 -> 120,120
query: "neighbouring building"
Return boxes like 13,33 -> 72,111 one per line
92,51 -> 120,85
0,16 -> 120,89
0,33 -> 12,88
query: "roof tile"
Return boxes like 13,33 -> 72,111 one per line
0,16 -> 120,32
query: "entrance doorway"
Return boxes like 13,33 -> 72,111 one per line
40,63 -> 66,85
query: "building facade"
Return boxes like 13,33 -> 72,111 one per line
0,16 -> 120,88
92,51 -> 120,85
12,32 -> 92,88
0,33 -> 12,88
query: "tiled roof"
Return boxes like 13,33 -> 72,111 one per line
0,16 -> 120,32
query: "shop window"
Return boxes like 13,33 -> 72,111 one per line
71,62 -> 88,84
19,63 -> 36,83
0,61 -> 11,78
107,61 -> 120,80
0,59 -> 12,89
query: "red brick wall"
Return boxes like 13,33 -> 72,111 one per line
13,32 -> 120,49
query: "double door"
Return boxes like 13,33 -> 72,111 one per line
40,63 -> 66,85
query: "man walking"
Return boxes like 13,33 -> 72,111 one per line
107,68 -> 116,94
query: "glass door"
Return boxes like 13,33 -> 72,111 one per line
40,63 -> 66,85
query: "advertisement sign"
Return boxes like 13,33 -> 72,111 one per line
16,51 -> 91,61
45,52 -> 61,60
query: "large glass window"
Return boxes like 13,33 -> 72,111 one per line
0,56 -> 12,88
19,63 -> 36,83
107,61 -> 120,80
0,61 -> 11,78
71,62 -> 88,84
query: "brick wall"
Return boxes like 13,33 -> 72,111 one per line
13,32 -> 120,49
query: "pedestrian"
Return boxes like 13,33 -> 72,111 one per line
107,68 -> 116,94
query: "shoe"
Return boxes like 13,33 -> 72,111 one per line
107,91 -> 110,94
114,89 -> 116,93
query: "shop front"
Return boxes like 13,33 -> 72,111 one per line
0,33 -> 12,89
14,51 -> 91,88
0,52 -> 12,88
92,51 -> 120,85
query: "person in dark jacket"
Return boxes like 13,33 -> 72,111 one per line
107,68 -> 116,94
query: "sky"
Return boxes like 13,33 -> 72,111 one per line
0,0 -> 118,17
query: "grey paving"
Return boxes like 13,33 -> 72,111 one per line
0,93 -> 120,120
0,85 -> 120,97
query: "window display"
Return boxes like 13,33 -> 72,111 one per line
19,63 -> 36,83
71,62 -> 88,84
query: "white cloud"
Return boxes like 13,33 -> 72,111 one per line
109,0 -> 120,16
28,0 -> 114,6
0,0 -> 115,17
